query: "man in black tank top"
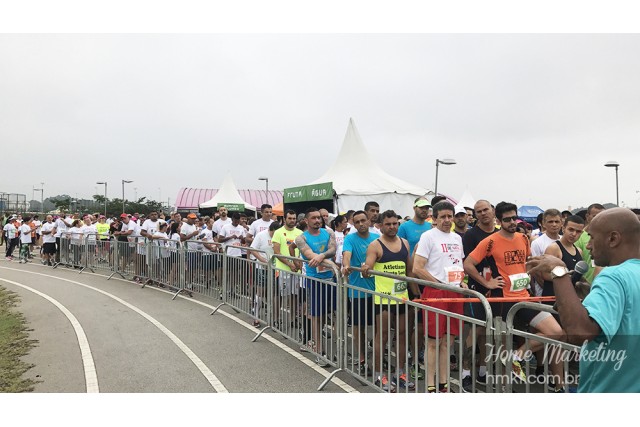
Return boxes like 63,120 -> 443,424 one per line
543,215 -> 585,297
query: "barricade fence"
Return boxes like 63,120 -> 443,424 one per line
43,234 -> 575,393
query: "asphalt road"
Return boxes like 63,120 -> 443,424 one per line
0,258 -> 370,393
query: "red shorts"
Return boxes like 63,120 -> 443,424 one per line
422,287 -> 464,338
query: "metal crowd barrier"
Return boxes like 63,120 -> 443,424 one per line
503,302 -> 581,393
41,231 -> 582,394
340,267 -> 494,393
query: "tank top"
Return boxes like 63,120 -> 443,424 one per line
542,241 -> 583,296
373,238 -> 409,304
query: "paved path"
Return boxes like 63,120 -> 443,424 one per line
0,259 -> 369,393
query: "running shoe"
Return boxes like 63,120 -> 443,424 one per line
375,375 -> 395,393
427,385 -> 437,393
439,383 -> 451,393
392,373 -> 415,390
315,355 -> 329,368
461,375 -> 473,393
450,354 -> 458,372
476,372 -> 487,385
511,359 -> 527,383
409,365 -> 424,380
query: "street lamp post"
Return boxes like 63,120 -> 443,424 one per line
122,180 -> 133,213
34,188 -> 43,213
434,158 -> 457,197
258,176 -> 269,204
96,181 -> 108,216
604,161 -> 620,206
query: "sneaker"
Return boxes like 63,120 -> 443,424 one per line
450,354 -> 458,372
357,362 -> 371,377
462,375 -> 473,393
501,355 -> 527,383
315,355 -> 329,368
511,359 -> 527,383
439,383 -> 451,393
392,373 -> 415,390
418,349 -> 425,364
553,386 -> 566,393
300,340 -> 315,353
375,375 -> 395,393
252,320 -> 261,328
409,365 -> 424,380
427,385 -> 437,393
476,372 -> 487,385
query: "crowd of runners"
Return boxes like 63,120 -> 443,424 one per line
3,199 -> 638,393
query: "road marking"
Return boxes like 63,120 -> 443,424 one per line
3,261 -> 359,393
0,277 -> 99,393
0,266 -> 228,393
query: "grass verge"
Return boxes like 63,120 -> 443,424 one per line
0,285 -> 39,392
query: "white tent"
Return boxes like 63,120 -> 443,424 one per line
309,118 -> 428,217
455,189 -> 477,211
199,172 -> 257,211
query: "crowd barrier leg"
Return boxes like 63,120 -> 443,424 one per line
210,251 -> 228,315
250,263 -> 273,342
107,240 -> 127,281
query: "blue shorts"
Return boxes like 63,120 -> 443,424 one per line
305,277 -> 336,317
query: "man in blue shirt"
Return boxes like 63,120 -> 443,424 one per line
398,197 -> 432,256
295,207 -> 337,367
342,210 -> 377,373
527,207 -> 640,392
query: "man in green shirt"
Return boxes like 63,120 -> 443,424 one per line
575,203 -> 605,284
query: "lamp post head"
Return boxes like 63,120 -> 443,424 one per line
258,177 -> 268,181
604,161 -> 620,168
122,180 -> 133,184
437,158 -> 457,166
97,181 -> 106,185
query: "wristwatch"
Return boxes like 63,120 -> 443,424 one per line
550,266 -> 570,280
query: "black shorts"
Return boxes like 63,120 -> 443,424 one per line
350,297 -> 373,326
42,242 -> 57,255
374,303 -> 407,315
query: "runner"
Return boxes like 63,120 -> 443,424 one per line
246,204 -> 274,245
363,209 -> 418,392
40,215 -> 57,266
364,201 -> 381,236
249,222 -> 279,327
574,203 -> 606,285
341,210 -> 377,375
463,202 -> 565,391
18,216 -> 33,263
412,201 -> 466,393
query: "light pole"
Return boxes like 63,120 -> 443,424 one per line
97,181 -> 108,217
34,187 -> 43,213
258,176 -> 269,204
434,158 -> 456,197
604,161 -> 620,206
122,180 -> 133,213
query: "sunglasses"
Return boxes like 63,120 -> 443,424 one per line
501,216 -> 519,223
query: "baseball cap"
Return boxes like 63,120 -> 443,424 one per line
454,205 -> 467,216
120,213 -> 129,218
187,213 -> 198,219
414,199 -> 431,208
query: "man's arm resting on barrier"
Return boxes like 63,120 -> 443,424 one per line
273,241 -> 297,271
361,240 -> 381,278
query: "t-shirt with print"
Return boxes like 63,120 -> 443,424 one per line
212,218 -> 231,235
54,217 -> 71,238
219,223 -> 247,257
41,222 -> 57,244
415,228 -> 465,286
398,219 -> 433,256
180,222 -> 198,249
467,232 -> 531,298
82,223 -> 97,242
19,224 -> 32,244
250,229 -> 274,269
199,228 -> 216,253
3,223 -> 17,240
249,218 -> 273,238
33,220 -> 42,235
334,231 -> 345,265
141,219 -> 160,238
462,225 -> 498,294
271,226 -> 303,272
342,232 -> 377,298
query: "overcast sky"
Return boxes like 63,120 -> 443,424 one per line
2,33 -> 640,211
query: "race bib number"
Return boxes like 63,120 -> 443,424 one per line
444,266 -> 465,285
392,279 -> 408,294
317,265 -> 327,273
509,273 -> 531,292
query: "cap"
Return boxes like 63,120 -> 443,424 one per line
454,205 -> 467,216
187,213 -> 198,219
414,199 -> 431,208
120,213 -> 129,218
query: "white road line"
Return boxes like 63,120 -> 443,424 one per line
0,277 -> 100,393
0,266 -> 228,393
3,261 -> 359,393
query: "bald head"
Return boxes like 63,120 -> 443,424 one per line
591,208 -> 640,238
588,208 -> 640,267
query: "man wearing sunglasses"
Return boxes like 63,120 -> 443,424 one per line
464,202 -> 565,391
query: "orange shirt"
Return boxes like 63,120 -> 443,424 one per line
468,232 -> 531,298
